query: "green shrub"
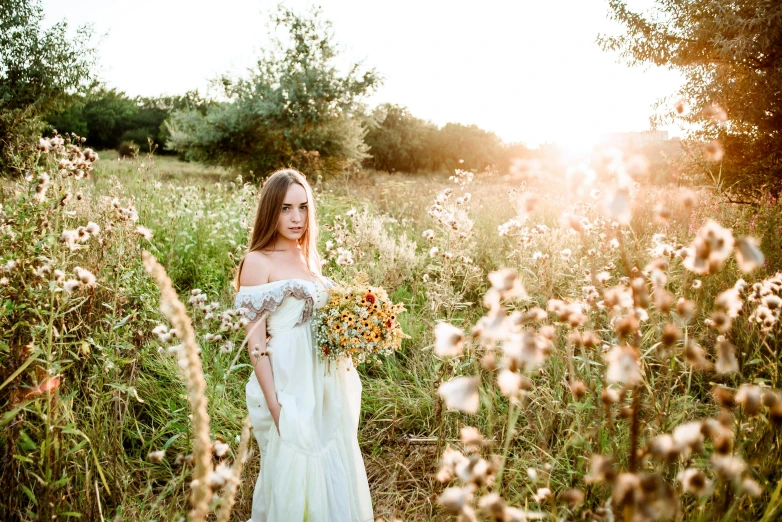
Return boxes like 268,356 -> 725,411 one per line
166,6 -> 380,179
0,0 -> 96,172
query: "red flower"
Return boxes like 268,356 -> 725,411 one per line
386,319 -> 393,329
365,293 -> 376,305
322,346 -> 330,356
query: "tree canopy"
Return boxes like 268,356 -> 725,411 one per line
599,0 -> 782,196
166,5 -> 381,177
0,0 -> 96,168
45,88 -> 212,152
364,104 -> 524,173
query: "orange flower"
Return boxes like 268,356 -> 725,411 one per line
365,292 -> 376,305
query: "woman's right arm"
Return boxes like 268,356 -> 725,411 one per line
246,316 -> 281,433
240,253 -> 282,433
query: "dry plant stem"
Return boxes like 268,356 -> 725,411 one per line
579,228 -> 601,289
776,334 -> 781,389
480,354 -> 497,443
658,355 -> 673,431
215,415 -> 253,522
628,385 -> 641,473
565,339 -> 576,387
434,360 -> 449,458
494,397 -> 521,494
141,251 -> 212,521
734,330 -> 744,379
685,323 -> 694,397
614,229 -> 634,277
42,290 -> 56,515
95,480 -> 105,522
721,495 -> 741,522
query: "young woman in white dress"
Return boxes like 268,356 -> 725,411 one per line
234,169 -> 373,522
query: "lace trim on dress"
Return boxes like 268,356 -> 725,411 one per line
234,280 -> 315,326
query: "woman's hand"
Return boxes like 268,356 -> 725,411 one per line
270,401 -> 282,435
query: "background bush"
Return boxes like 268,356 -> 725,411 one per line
166,5 -> 381,178
0,0 -> 96,172
45,89 -> 213,154
599,0 -> 782,197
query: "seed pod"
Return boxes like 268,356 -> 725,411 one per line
571,380 -> 587,400
661,323 -> 680,347
712,386 -> 735,409
676,298 -> 696,320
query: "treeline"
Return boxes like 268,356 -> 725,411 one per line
45,91 -> 532,172
45,89 -> 213,154
33,5 -> 532,175
365,104 -> 531,173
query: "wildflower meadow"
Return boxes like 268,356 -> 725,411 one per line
1,130 -> 782,521
3,1 -> 782,519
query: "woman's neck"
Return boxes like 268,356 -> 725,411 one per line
271,237 -> 302,253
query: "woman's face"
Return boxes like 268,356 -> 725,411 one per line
276,183 -> 308,242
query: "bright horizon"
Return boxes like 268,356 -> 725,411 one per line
41,0 -> 683,153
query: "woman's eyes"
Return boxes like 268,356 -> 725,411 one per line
282,206 -> 308,211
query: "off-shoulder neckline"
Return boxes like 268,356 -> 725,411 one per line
238,277 -> 325,290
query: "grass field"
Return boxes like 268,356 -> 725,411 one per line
2,142 -> 782,521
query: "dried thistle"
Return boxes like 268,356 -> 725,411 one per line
214,416 -> 252,522
142,251 -> 212,520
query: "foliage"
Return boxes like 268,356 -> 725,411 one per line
437,123 -> 504,172
365,104 -> 441,173
3,127 -> 782,519
166,5 -> 381,178
46,88 -> 136,149
598,0 -> 782,196
365,104 -> 531,174
0,138 -> 256,520
46,88 -> 213,153
0,0 -> 96,171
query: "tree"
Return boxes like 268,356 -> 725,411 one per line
47,89 -> 213,152
435,123 -> 504,172
0,0 -> 96,169
598,0 -> 782,196
167,5 -> 381,177
365,104 -> 516,174
364,104 -> 440,172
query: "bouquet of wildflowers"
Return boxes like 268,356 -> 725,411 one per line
313,273 -> 409,365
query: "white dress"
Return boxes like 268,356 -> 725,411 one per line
235,277 -> 374,522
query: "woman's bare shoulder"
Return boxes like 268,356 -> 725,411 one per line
240,251 -> 273,287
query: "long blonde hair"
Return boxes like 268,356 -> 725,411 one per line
234,169 -> 322,290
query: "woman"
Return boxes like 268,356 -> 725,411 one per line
234,169 -> 373,522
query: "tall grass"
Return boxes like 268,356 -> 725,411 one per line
1,137 -> 781,520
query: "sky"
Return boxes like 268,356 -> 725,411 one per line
41,0 -> 682,152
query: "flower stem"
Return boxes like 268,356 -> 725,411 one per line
494,398 -> 520,493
